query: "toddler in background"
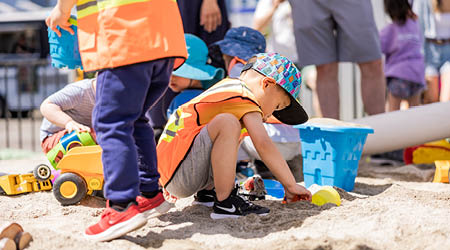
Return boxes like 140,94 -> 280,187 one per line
213,26 -> 266,77
381,0 -> 425,111
166,34 -> 225,117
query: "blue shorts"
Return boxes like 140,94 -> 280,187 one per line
424,40 -> 450,77
387,77 -> 425,99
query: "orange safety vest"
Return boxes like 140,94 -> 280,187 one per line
156,79 -> 263,187
76,0 -> 187,71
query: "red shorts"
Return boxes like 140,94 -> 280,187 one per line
41,130 -> 68,154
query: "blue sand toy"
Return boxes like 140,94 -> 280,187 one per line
295,121 -> 373,192
47,16 -> 83,70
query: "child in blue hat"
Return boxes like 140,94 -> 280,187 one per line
157,53 -> 311,219
214,26 -> 266,77
148,34 -> 226,140
166,34 -> 225,117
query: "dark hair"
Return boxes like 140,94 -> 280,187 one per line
384,0 -> 417,25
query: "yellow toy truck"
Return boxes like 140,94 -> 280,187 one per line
0,164 -> 53,195
52,145 -> 104,205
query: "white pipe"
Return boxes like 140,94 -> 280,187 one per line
351,102 -> 450,155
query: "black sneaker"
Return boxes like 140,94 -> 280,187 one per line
193,189 -> 216,207
210,188 -> 270,219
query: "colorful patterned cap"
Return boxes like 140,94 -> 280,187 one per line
245,52 -> 308,125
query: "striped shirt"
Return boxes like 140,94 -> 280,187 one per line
39,79 -> 95,142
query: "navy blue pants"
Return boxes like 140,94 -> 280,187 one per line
93,59 -> 174,202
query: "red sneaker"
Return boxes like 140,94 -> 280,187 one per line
84,201 -> 147,242
136,192 -> 173,219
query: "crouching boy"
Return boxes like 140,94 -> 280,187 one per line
157,53 -> 312,219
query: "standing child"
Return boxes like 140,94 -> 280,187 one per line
381,0 -> 426,111
157,53 -> 311,219
46,0 -> 187,241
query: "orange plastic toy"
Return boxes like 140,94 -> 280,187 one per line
433,160 -> 450,183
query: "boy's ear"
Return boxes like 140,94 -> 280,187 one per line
261,76 -> 277,89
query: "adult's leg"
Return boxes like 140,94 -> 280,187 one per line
136,59 -> 175,193
303,66 -> 322,117
387,92 -> 401,112
423,40 -> 441,104
423,76 -> 440,104
332,0 -> 384,115
207,113 -> 241,201
359,59 -> 386,115
407,94 -> 421,108
316,62 -> 340,119
440,71 -> 450,102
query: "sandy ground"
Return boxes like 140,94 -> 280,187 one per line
1,154 -> 450,250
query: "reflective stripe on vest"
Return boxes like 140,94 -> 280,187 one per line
157,79 -> 262,186
75,0 -> 187,71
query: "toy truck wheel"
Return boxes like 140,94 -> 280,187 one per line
33,164 -> 52,181
53,173 -> 87,206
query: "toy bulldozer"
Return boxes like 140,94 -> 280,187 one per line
52,145 -> 104,205
0,165 -> 53,195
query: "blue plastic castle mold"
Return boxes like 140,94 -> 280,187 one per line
47,17 -> 83,70
294,122 -> 373,191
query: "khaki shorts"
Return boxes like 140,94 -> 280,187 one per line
165,127 -> 214,198
289,0 -> 381,67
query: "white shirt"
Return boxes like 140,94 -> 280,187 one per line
434,12 -> 450,39
254,0 -> 298,63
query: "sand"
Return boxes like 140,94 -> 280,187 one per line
1,154 -> 450,250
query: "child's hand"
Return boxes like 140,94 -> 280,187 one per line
284,184 -> 312,203
65,120 -> 91,133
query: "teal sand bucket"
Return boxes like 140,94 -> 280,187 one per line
47,17 -> 83,70
294,123 -> 373,191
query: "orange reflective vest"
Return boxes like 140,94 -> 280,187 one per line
76,0 -> 187,71
157,79 -> 263,187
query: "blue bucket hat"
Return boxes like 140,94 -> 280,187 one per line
173,34 -> 224,81
214,26 -> 266,61
241,52 -> 308,125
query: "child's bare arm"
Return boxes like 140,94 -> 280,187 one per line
242,112 -> 311,201
40,98 -> 90,133
45,0 -> 77,37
